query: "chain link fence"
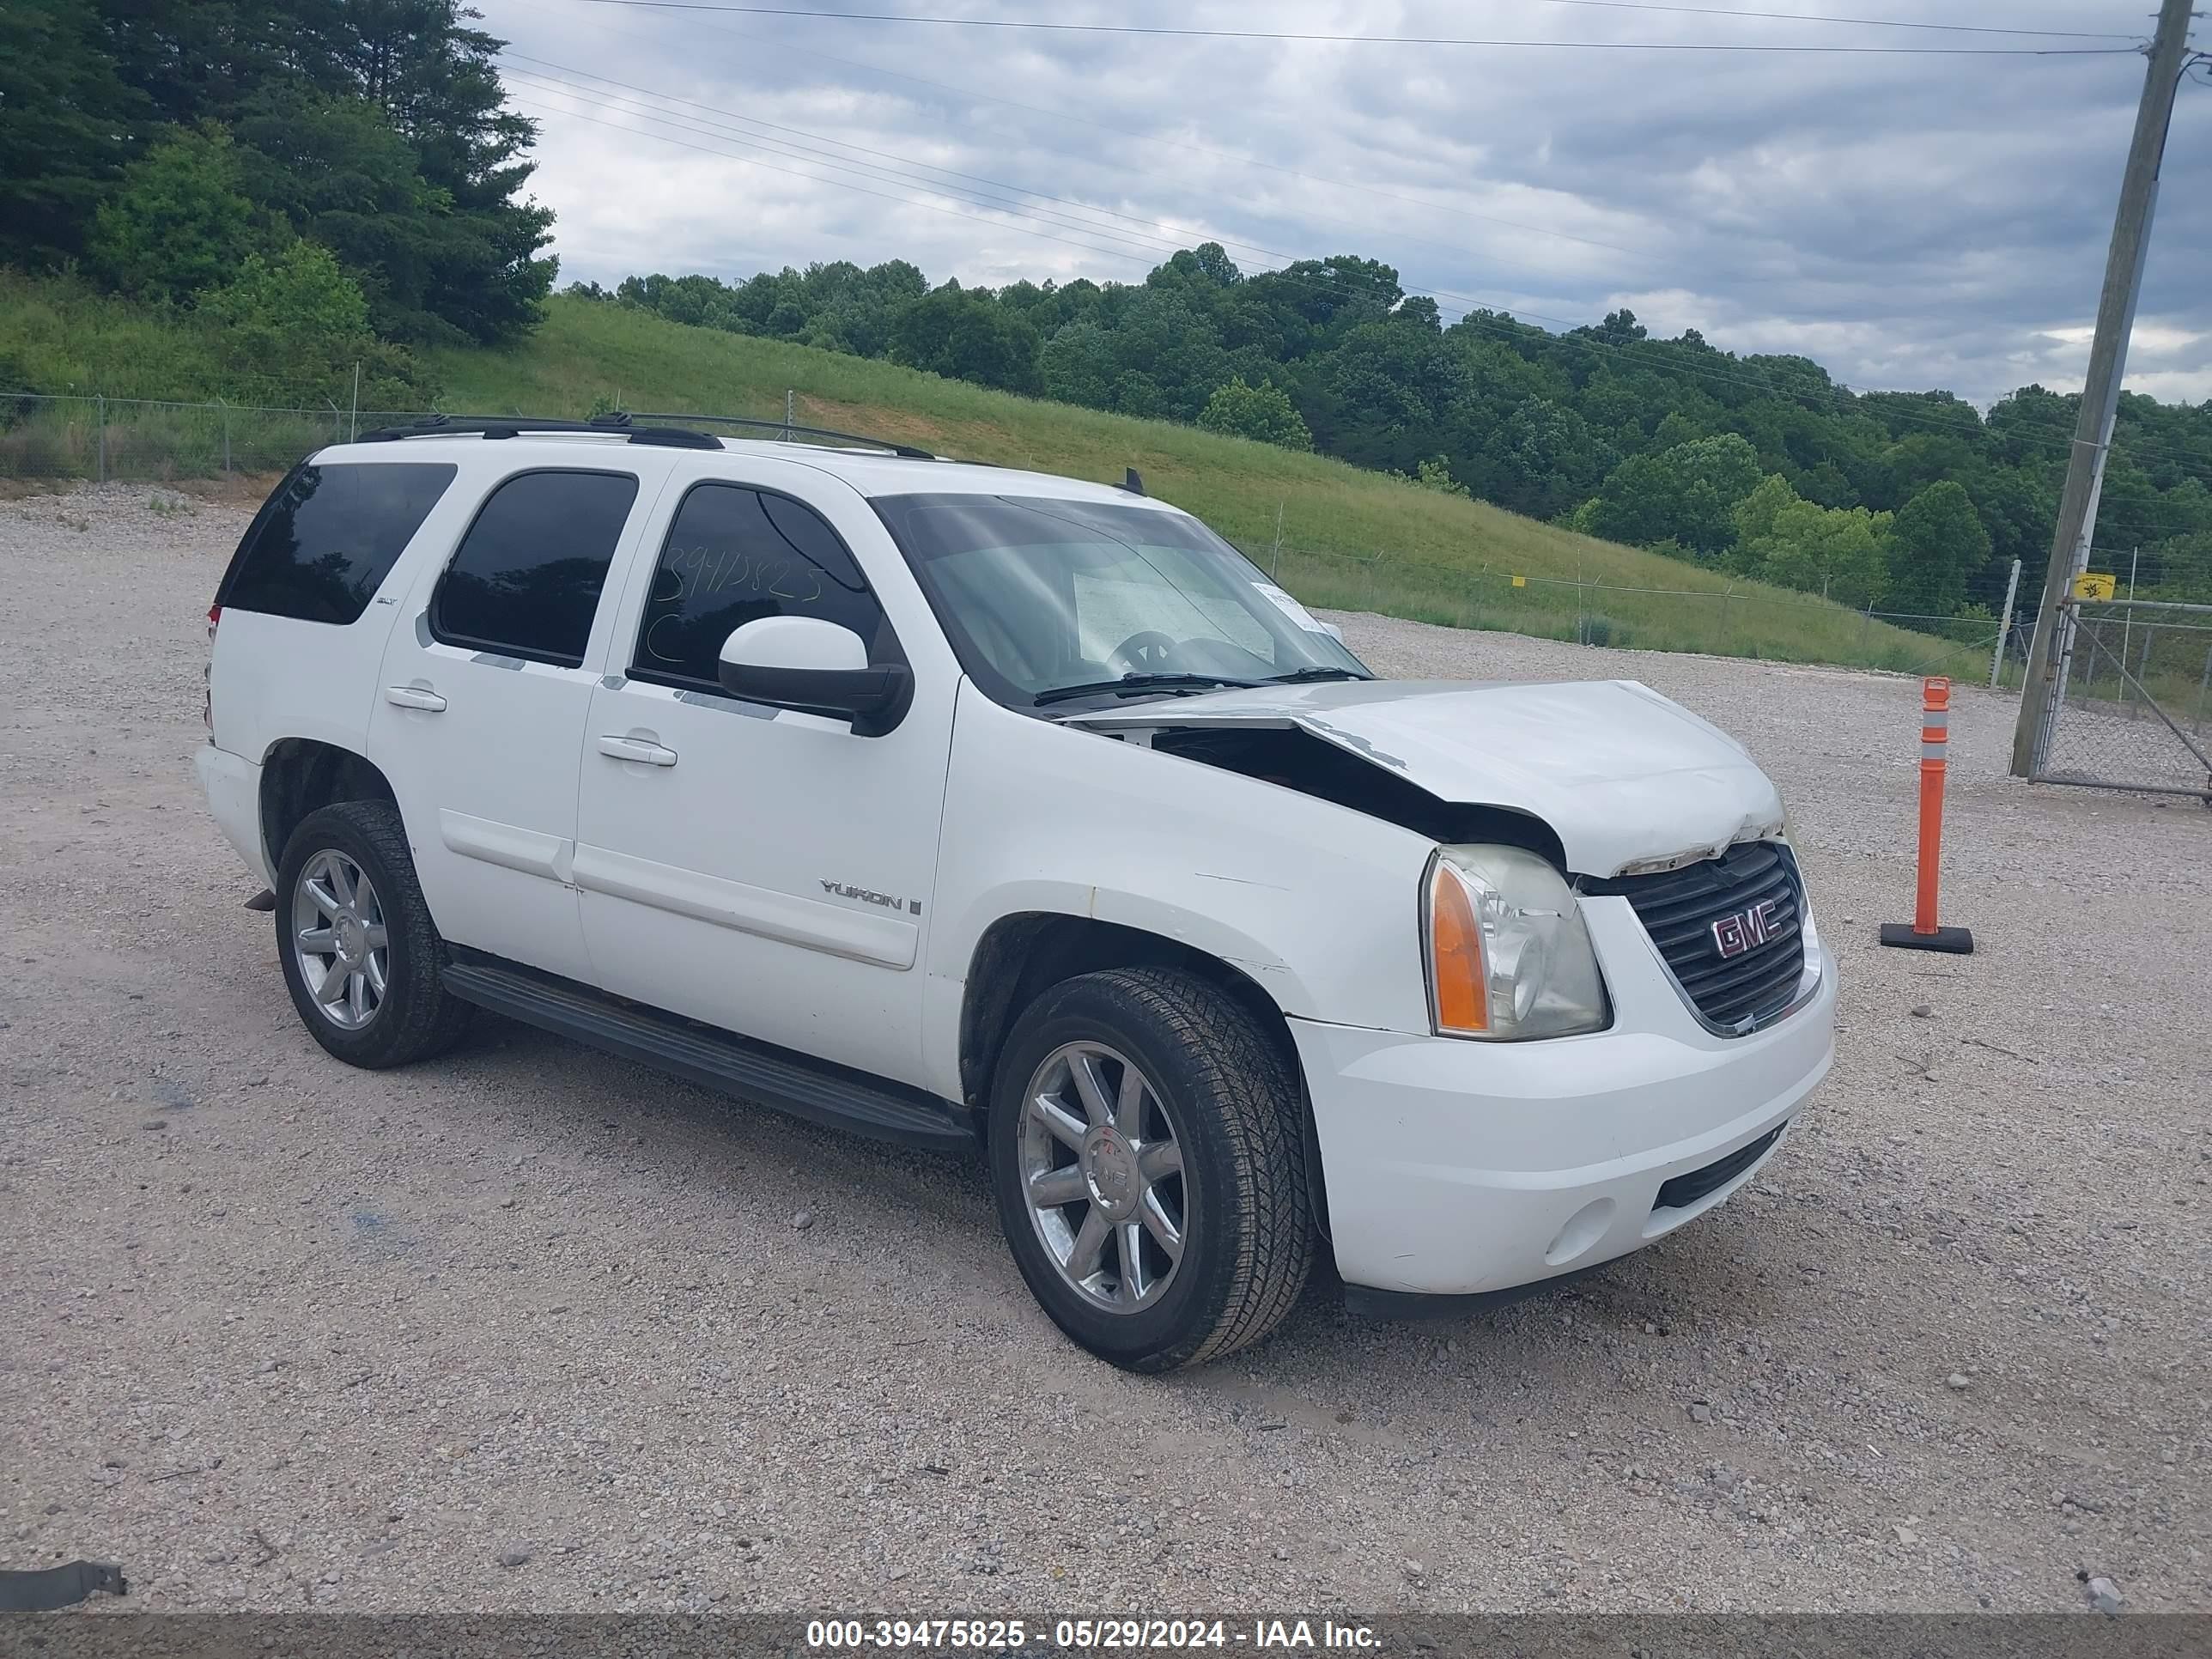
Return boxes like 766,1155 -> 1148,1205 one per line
1231,539 -> 2025,685
2030,599 -> 2212,799
0,391 -> 430,483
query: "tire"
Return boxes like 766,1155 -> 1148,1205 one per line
274,799 -> 472,1069
988,967 -> 1314,1371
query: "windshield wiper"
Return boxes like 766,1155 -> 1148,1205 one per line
1267,665 -> 1369,684
1033,672 -> 1263,707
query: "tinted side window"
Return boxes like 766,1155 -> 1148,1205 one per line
431,470 -> 641,666
220,463 -> 457,625
630,483 -> 888,688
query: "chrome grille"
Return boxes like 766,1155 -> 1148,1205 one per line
1585,842 -> 1807,1033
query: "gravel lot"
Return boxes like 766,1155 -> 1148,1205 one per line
3,484 -> 2207,1616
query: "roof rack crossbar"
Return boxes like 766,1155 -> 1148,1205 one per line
356,413 -> 718,450
623,413 -> 936,461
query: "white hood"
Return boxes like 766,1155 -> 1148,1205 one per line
1065,678 -> 1785,878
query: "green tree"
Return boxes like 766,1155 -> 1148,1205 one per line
198,239 -> 422,402
1883,480 -> 1991,620
1749,500 -> 1891,607
1585,433 -> 1765,556
1413,457 -> 1468,496
87,125 -> 262,302
0,0 -> 149,266
1197,377 -> 1311,449
1039,319 -> 1119,410
298,0 -> 555,341
75,0 -> 556,343
888,283 -> 1042,394
1730,473 -> 1801,553
231,88 -> 459,342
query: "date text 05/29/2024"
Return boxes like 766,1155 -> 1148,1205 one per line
805,1619 -> 1382,1650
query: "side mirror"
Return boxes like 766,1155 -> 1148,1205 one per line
716,616 -> 911,736
1317,620 -> 1346,644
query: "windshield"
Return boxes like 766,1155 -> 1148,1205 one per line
872,493 -> 1370,708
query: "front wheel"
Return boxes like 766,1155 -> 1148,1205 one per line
988,967 -> 1314,1371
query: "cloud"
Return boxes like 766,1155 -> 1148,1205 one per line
483,0 -> 2209,409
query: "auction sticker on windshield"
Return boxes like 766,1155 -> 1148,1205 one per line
1252,581 -> 1330,632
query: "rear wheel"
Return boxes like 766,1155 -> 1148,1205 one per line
275,800 -> 471,1068
988,967 -> 1313,1371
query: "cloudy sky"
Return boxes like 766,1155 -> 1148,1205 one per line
473,1 -> 2210,408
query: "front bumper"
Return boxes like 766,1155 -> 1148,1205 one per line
1291,895 -> 1837,1299
196,742 -> 270,886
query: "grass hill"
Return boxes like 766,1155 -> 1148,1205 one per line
4,274 -> 1992,680
428,301 -> 1988,678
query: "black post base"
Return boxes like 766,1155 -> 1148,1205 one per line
1879,922 -> 1974,954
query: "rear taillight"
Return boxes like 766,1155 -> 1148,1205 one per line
204,605 -> 219,730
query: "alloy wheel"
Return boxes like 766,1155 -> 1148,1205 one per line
291,848 -> 389,1030
1018,1041 -> 1189,1312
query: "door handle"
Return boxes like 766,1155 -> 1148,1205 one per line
597,735 -> 678,768
385,685 -> 447,713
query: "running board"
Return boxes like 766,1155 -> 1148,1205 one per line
441,959 -> 976,1152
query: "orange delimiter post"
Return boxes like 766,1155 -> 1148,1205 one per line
1880,675 -> 1973,953
1914,677 -> 1949,934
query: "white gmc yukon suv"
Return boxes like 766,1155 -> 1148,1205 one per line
198,414 -> 1836,1371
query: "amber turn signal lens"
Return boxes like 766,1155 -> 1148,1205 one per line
1429,860 -> 1489,1034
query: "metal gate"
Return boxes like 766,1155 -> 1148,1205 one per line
2027,597 -> 2212,801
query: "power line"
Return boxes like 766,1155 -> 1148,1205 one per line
514,69 -> 1771,347
533,1 -> 1671,263
1494,2 -> 2136,41
501,55 -> 1601,294
507,94 -> 1171,268
554,1 -> 2139,55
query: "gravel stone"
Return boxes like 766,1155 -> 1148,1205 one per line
2087,1577 -> 2125,1615
0,489 -> 2205,1614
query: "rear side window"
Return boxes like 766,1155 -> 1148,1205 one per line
219,462 -> 457,625
431,470 -> 641,666
629,483 -> 889,689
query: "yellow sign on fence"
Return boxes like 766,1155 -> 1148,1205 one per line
1511,574 -> 1527,588
2072,572 -> 2117,600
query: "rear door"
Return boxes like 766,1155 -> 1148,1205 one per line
370,462 -> 665,980
209,458 -> 461,775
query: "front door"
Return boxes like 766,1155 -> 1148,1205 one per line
574,468 -> 954,1088
372,465 -> 658,981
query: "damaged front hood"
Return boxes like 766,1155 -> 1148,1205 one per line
1065,678 -> 1784,878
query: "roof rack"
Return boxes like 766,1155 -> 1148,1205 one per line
356,410 -> 939,461
356,413 -> 719,449
624,412 -> 937,461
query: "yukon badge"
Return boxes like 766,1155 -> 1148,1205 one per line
821,879 -> 921,917
1711,897 -> 1781,959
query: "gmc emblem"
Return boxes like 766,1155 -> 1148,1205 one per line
1711,898 -> 1781,959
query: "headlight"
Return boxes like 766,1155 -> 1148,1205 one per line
1424,845 -> 1609,1041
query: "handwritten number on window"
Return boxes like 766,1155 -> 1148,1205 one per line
653,544 -> 825,605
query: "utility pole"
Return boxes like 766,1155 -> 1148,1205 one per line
2011,0 -> 2198,778
2017,0 -> 2203,778
1990,556 -> 2021,690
